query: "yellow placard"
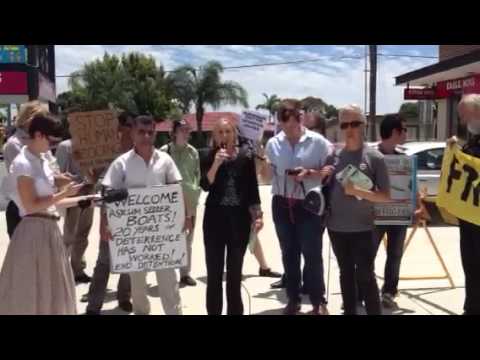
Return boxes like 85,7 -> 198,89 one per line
436,145 -> 480,226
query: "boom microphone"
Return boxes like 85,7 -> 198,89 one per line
78,189 -> 129,209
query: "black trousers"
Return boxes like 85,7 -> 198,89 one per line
329,230 -> 381,315
459,219 -> 480,315
203,205 -> 250,315
6,201 -> 21,238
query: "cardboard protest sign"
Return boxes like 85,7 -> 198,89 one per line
238,111 -> 267,141
106,185 -> 187,273
68,110 -> 120,175
437,146 -> 480,226
374,155 -> 417,225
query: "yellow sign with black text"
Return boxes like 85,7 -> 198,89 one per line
437,146 -> 480,226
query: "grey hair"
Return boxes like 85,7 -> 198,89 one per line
459,94 -> 480,110
338,104 -> 367,123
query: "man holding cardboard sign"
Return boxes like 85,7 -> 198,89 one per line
102,115 -> 185,315
440,94 -> 480,315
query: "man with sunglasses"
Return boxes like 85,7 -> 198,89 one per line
367,114 -> 413,309
265,99 -> 334,315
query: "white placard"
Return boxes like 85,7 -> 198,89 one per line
107,185 -> 187,273
238,110 -> 267,141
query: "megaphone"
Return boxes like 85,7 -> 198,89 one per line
303,185 -> 326,216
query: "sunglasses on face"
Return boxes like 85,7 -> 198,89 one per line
279,109 -> 301,123
340,121 -> 363,130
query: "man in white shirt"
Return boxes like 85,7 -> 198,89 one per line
102,115 -> 185,315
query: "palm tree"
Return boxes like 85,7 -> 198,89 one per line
167,61 -> 249,137
256,93 -> 281,123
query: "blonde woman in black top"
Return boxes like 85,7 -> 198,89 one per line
201,118 -> 263,315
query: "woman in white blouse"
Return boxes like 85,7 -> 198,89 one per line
0,115 -> 98,315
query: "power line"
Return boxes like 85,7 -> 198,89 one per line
55,52 -> 438,78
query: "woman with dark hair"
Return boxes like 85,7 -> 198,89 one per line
0,115 -> 98,315
201,118 -> 263,315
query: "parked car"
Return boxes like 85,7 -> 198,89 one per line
398,142 -> 446,197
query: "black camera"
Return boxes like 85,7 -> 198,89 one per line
286,169 -> 302,176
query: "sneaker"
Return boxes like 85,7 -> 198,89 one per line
270,278 -> 286,289
309,304 -> 329,315
75,273 -> 92,284
180,276 -> 197,287
283,302 -> 301,315
118,300 -> 133,313
381,293 -> 399,309
80,293 -> 89,303
259,268 -> 282,278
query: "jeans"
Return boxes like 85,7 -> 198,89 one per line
272,196 -> 326,306
459,219 -> 480,315
374,225 -> 407,296
6,201 -> 21,239
203,205 -> 250,315
329,230 -> 381,315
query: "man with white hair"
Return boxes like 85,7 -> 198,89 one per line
448,94 -> 480,315
325,104 -> 391,315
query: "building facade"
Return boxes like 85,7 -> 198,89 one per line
396,45 -> 480,141
0,45 -> 56,125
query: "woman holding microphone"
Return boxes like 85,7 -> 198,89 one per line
201,118 -> 263,315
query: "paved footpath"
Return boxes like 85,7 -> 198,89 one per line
0,185 -> 466,315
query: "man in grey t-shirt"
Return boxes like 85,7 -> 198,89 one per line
325,105 -> 390,316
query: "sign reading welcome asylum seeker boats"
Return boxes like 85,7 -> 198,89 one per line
437,146 -> 480,226
107,185 -> 187,273
374,155 -> 417,225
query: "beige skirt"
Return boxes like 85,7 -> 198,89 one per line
0,217 -> 77,315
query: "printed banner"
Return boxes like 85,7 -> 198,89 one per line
375,155 -> 417,225
436,146 -> 480,226
238,110 -> 267,141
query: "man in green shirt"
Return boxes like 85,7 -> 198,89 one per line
161,119 -> 201,287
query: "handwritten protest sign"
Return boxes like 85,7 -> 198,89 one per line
375,155 -> 417,225
437,146 -> 480,226
238,111 -> 267,141
68,110 -> 120,175
106,185 -> 187,273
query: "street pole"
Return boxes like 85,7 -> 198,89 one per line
364,45 -> 368,115
6,104 -> 11,128
369,45 -> 377,141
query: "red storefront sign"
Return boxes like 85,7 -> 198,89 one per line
436,74 -> 480,98
404,87 -> 436,100
0,71 -> 28,95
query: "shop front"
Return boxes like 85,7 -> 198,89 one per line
396,48 -> 480,141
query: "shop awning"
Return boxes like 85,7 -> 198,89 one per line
396,49 -> 480,86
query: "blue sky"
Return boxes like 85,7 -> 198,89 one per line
56,45 -> 438,114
